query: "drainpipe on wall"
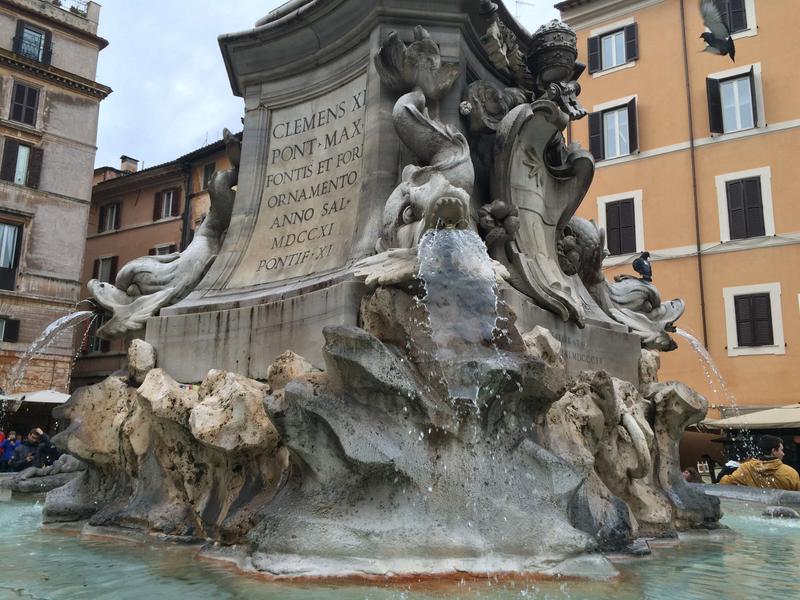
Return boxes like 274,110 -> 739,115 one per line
679,0 -> 709,347
180,163 -> 193,251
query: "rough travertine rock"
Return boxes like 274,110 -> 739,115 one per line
523,325 -> 565,370
53,375 -> 137,467
650,381 -> 721,529
639,349 -> 660,390
127,338 -> 156,385
45,367 -> 289,542
191,370 -> 277,451
266,351 -> 316,391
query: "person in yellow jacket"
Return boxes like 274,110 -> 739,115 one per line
720,434 -> 800,491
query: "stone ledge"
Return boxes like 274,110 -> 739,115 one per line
690,482 -> 800,507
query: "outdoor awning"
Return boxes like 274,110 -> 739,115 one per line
0,390 -> 70,412
702,404 -> 800,429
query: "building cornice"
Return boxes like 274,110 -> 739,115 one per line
92,165 -> 185,196
556,0 -> 665,29
2,0 -> 108,49
0,48 -> 111,100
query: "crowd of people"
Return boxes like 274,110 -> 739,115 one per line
0,428 -> 60,472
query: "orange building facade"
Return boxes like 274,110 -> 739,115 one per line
556,0 -> 799,418
71,139 -> 232,389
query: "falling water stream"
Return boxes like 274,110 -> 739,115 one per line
2,310 -> 95,396
674,328 -> 739,412
674,327 -> 756,458
416,228 -> 504,405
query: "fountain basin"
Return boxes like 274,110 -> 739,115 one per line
0,496 -> 797,598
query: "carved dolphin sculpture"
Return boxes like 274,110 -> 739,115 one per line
562,217 -> 684,351
89,168 -> 237,339
378,90 -> 475,250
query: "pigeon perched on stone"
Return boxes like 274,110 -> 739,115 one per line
633,251 -> 652,282
700,0 -> 735,62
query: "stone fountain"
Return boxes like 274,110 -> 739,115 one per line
44,0 -> 720,579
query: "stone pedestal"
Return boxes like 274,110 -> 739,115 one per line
146,0 -> 534,381
502,287 -> 641,385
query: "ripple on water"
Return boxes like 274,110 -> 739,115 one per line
0,499 -> 798,599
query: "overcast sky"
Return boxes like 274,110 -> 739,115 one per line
93,1 -> 559,169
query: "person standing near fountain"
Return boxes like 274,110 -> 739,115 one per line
9,428 -> 59,472
720,435 -> 800,491
0,431 -> 20,472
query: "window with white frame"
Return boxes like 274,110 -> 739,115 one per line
706,65 -> 762,135
589,98 -> 638,161
587,22 -> 638,74
715,166 -> 774,243
720,76 -> 754,132
723,282 -> 784,356
601,30 -> 625,70
603,107 -> 629,159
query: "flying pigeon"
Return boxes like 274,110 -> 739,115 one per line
633,251 -> 652,282
700,0 -> 735,62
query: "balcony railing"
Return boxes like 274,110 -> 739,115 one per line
51,0 -> 88,17
12,36 -> 52,65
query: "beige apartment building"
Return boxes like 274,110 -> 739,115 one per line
71,138 -> 233,389
0,0 -> 109,395
556,0 -> 799,418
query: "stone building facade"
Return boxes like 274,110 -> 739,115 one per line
0,0 -> 109,394
556,0 -> 799,418
71,139 -> 232,389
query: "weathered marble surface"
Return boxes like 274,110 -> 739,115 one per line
48,285 -> 719,578
44,343 -> 296,540
0,454 -> 85,494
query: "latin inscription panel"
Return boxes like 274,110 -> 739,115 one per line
228,74 -> 367,286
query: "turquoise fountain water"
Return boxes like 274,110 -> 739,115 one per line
0,497 -> 797,599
